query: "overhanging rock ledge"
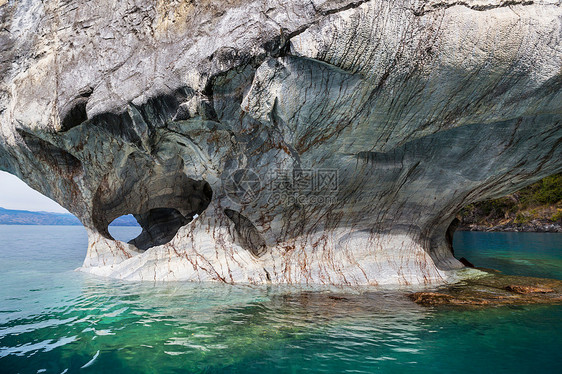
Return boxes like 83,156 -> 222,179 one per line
0,0 -> 561,285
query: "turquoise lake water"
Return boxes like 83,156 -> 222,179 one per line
0,226 -> 561,373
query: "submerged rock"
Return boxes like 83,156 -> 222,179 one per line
505,284 -> 555,294
409,272 -> 562,306
0,0 -> 561,284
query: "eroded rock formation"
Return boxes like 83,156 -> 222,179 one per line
0,0 -> 561,285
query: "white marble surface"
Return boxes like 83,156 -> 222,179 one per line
0,0 -> 561,285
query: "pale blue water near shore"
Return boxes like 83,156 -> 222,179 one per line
0,226 -> 561,373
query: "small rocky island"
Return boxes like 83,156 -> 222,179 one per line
0,0 -> 561,286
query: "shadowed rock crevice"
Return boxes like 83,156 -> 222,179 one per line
224,209 -> 268,257
130,208 -> 192,251
413,0 -> 536,17
445,218 -> 460,256
59,87 -> 93,132
75,88 -> 196,148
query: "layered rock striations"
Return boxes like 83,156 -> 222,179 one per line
0,0 -> 561,285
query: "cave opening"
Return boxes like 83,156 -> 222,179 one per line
0,170 -> 73,216
450,173 -> 562,267
107,208 -> 204,251
130,207 -> 196,251
107,214 -> 142,243
96,178 -> 213,251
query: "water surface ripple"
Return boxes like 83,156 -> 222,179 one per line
0,226 -> 561,373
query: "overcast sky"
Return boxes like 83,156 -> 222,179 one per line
0,170 -> 69,213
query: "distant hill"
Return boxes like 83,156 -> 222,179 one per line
0,207 -> 139,226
